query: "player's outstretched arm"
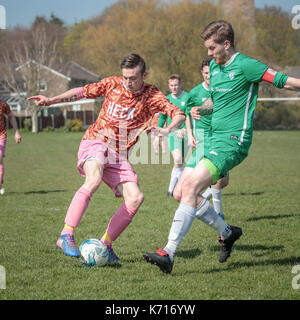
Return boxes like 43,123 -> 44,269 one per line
150,114 -> 185,137
284,77 -> 300,91
8,112 -> 21,144
166,114 -> 186,133
28,88 -> 79,106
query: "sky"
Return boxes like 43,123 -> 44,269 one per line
0,0 -> 299,29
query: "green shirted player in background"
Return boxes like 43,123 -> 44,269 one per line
144,20 -> 300,274
172,56 -> 229,221
157,74 -> 193,197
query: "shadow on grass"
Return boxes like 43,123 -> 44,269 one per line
224,191 -> 264,197
74,261 -> 122,269
210,244 -> 284,252
203,256 -> 300,273
23,189 -> 68,195
176,248 -> 202,259
105,262 -> 122,269
246,213 -> 298,222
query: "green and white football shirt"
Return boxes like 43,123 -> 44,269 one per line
187,52 -> 288,178
209,52 -> 270,145
157,91 -> 190,156
158,91 -> 190,129
187,82 -> 212,139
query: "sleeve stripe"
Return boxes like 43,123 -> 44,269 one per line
75,87 -> 84,99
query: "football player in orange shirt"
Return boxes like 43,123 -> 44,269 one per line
0,100 -> 22,195
28,53 -> 185,262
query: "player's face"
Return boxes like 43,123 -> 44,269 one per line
122,66 -> 146,93
202,65 -> 210,86
168,79 -> 181,96
204,37 -> 230,65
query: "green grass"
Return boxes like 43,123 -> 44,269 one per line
0,130 -> 299,300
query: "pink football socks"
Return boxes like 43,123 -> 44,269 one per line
101,202 -> 137,245
61,187 -> 92,235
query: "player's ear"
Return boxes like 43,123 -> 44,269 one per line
142,72 -> 148,80
224,40 -> 231,50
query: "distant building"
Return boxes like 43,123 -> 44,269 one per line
0,60 -> 101,129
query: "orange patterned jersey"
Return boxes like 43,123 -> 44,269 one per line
80,76 -> 185,155
0,100 -> 11,138
150,112 -> 161,127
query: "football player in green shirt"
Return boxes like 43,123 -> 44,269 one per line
144,20 -> 300,274
157,74 -> 194,197
173,56 -> 229,220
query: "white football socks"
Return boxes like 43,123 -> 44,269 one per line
201,187 -> 212,200
195,198 -> 231,240
211,188 -> 223,215
164,203 -> 196,261
168,166 -> 184,194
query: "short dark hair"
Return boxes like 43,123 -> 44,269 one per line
168,74 -> 181,82
201,20 -> 235,47
201,56 -> 213,70
120,53 -> 146,74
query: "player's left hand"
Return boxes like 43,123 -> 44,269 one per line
188,135 -> 197,147
176,128 -> 185,138
14,131 -> 22,144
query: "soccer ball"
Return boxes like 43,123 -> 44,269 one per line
79,239 -> 109,267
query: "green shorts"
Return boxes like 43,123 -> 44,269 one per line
185,129 -> 209,169
185,132 -> 251,182
168,131 -> 189,159
194,128 -> 211,144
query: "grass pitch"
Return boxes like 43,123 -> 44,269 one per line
0,130 -> 299,300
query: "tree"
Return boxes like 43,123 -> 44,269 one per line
76,0 -> 216,92
0,16 -> 66,133
255,6 -> 300,67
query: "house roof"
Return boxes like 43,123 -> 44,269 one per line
60,61 -> 100,82
6,59 -> 100,83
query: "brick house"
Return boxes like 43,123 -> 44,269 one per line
0,60 -> 101,130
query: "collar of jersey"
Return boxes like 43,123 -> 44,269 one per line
222,52 -> 240,68
122,81 -> 146,95
202,82 -> 209,91
171,90 -> 185,99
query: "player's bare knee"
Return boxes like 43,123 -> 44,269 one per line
135,191 -> 144,207
181,175 -> 204,198
126,191 -> 144,208
173,188 -> 181,202
222,175 -> 229,188
84,174 -> 102,193
181,176 -> 194,192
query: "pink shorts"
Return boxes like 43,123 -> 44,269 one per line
77,139 -> 138,197
0,138 -> 6,158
